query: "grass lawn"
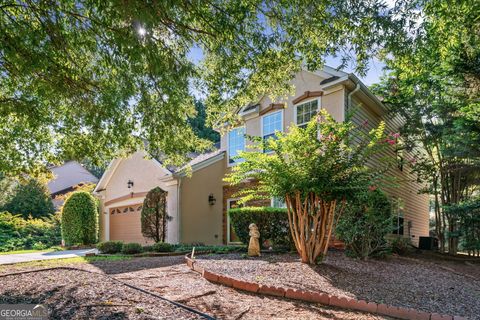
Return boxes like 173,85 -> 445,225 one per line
0,255 -> 130,273
0,249 -> 57,255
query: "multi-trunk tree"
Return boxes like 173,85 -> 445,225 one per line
226,110 -> 392,264
373,0 -> 480,254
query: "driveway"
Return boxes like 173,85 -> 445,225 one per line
0,249 -> 98,265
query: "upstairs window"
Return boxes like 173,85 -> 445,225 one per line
228,127 -> 245,164
296,99 -> 319,128
262,111 -> 283,152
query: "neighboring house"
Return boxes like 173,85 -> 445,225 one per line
48,161 -> 99,208
93,67 -> 430,246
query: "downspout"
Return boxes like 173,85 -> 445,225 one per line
346,81 -> 361,114
176,178 -> 182,244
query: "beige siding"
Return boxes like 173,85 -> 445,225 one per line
180,157 -> 226,245
350,95 -> 430,245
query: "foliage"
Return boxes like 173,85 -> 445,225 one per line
121,242 -> 142,254
0,211 -> 61,252
1,179 -> 55,219
61,191 -> 98,246
152,242 -> 175,253
0,173 -> 18,208
389,237 -> 411,256
226,110 -> 391,263
0,1 -> 407,175
141,187 -> 169,243
188,101 -> 220,143
444,199 -> 480,257
97,241 -> 123,254
373,0 -> 480,254
172,244 -> 246,255
337,189 -> 392,259
228,207 -> 292,249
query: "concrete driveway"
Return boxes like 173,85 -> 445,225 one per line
0,249 -> 98,265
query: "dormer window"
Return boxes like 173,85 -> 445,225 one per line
228,127 -> 245,164
295,99 -> 319,128
262,110 -> 283,152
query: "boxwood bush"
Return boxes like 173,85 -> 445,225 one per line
152,242 -> 174,252
121,242 -> 142,254
61,191 -> 98,246
229,207 -> 292,248
97,241 -> 123,254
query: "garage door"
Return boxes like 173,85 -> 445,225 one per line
109,204 -> 150,244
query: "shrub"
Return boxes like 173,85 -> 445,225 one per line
389,237 -> 411,255
336,189 -> 392,260
141,187 -> 169,242
1,179 -> 55,219
61,191 -> 98,246
121,242 -> 142,254
142,245 -> 154,252
229,207 -> 292,248
97,241 -> 123,254
152,242 -> 174,252
0,211 -> 61,252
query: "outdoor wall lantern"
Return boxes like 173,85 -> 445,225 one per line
208,193 -> 216,206
127,180 -> 134,189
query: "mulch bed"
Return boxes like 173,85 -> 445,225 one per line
0,256 -> 389,320
195,251 -> 480,319
0,268 -> 203,320
108,260 -> 390,319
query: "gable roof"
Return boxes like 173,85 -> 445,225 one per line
48,161 -> 99,195
93,144 -> 224,194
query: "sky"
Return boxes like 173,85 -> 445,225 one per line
188,46 -> 386,88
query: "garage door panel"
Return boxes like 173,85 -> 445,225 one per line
109,204 -> 151,244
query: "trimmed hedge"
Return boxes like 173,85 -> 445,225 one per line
152,242 -> 174,252
61,191 -> 98,246
97,241 -> 123,254
229,207 -> 292,248
121,242 -> 142,254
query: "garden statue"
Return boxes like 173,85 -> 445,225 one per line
248,223 -> 261,257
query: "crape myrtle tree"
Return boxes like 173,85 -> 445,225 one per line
226,110 -> 394,264
141,187 -> 169,243
0,0 -> 407,176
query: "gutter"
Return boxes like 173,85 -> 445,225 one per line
346,82 -> 361,114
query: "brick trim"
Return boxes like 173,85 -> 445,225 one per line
184,254 -> 464,320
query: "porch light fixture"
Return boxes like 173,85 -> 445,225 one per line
127,180 -> 134,189
208,193 -> 216,206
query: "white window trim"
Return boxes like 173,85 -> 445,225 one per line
294,97 -> 321,127
227,126 -> 246,167
261,110 -> 284,154
227,198 -> 243,245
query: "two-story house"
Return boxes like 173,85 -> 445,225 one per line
93,67 -> 430,246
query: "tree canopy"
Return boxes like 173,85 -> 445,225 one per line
372,0 -> 480,253
0,0 -> 406,175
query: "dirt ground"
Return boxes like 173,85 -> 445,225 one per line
0,255 -> 389,320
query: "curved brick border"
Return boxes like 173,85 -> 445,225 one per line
185,255 -> 465,320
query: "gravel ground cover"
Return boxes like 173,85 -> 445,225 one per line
196,251 -> 480,319
0,268 -> 203,320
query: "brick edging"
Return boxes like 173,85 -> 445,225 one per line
184,255 -> 465,320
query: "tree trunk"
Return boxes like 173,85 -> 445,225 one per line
285,191 -> 343,264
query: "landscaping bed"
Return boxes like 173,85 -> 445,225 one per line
195,251 -> 480,319
0,268 -> 203,319
0,255 -> 389,319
